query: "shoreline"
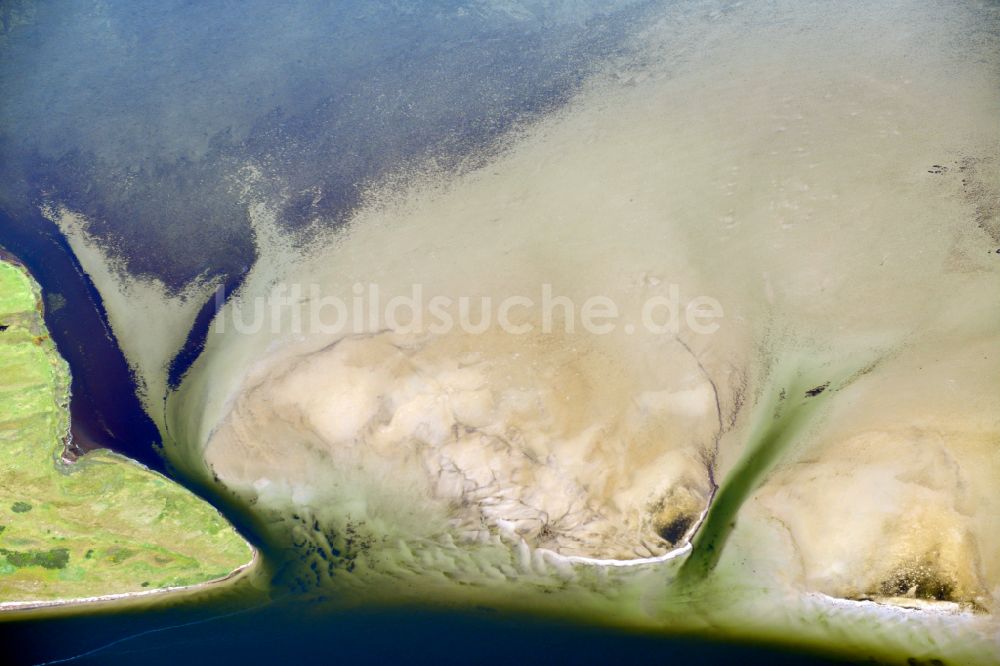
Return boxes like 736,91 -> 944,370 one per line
0,548 -> 259,615
0,257 -> 259,617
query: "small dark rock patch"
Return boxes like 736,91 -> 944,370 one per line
804,382 -> 830,398
656,514 -> 695,544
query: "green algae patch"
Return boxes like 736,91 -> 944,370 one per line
0,260 -> 252,607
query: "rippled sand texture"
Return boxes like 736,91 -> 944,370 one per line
54,0 -> 1000,662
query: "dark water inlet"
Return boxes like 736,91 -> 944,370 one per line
0,206 -> 164,471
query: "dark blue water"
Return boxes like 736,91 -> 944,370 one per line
0,0 -> 664,440
0,597 -> 860,666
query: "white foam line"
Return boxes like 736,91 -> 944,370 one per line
808,592 -> 974,618
555,500 -> 711,568
560,542 -> 692,568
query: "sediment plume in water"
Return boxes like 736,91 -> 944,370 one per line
42,0 -> 1000,662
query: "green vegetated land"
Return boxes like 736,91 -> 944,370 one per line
0,259 -> 251,606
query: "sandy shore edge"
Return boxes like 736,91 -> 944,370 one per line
0,546 -> 259,614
